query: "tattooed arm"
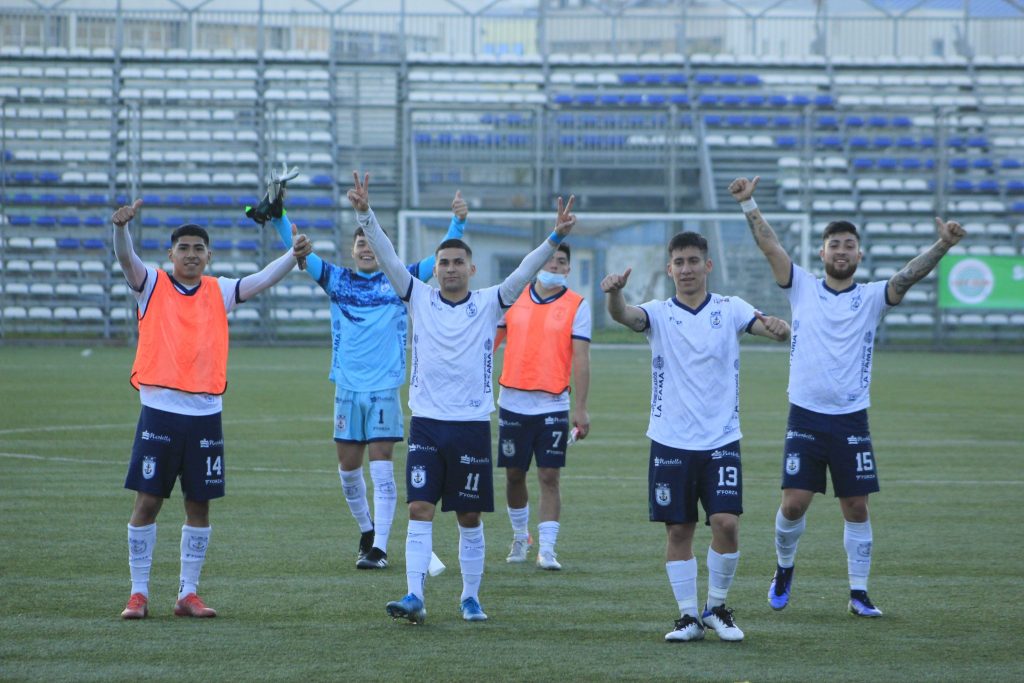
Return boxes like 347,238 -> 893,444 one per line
729,176 -> 793,286
887,217 -> 965,305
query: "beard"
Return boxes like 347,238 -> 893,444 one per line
824,259 -> 858,280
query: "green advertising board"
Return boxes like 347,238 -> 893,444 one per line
938,254 -> 1024,309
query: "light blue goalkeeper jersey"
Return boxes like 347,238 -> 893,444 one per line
272,213 -> 464,391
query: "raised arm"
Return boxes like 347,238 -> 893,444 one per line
237,223 -> 312,301
498,195 -> 576,306
271,212 -> 324,282
729,176 -> 793,286
416,190 -> 468,282
887,216 -> 966,306
749,310 -> 791,342
111,199 -> 147,291
600,267 -> 647,332
347,171 -> 413,297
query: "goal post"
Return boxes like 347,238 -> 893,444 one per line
398,210 -> 811,328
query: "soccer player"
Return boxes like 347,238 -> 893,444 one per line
261,188 -> 469,570
494,242 -> 591,570
729,175 -> 966,617
112,198 -> 312,619
601,231 -> 791,643
344,171 -> 576,624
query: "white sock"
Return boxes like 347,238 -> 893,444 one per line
369,460 -> 397,552
339,466 -> 372,533
538,520 -> 560,555
706,548 -> 740,609
405,520 -> 432,600
127,523 -> 156,597
844,519 -> 873,592
507,505 -> 529,541
775,508 -> 806,568
666,558 -> 698,618
459,523 -> 485,603
178,525 -> 210,599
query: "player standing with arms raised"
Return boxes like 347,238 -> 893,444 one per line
729,175 -> 966,617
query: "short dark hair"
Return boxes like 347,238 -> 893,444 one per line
667,231 -> 708,259
353,226 -> 388,242
436,238 -> 472,258
822,220 -> 860,243
170,224 -> 209,247
556,242 -> 571,263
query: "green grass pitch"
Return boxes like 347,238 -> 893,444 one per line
1,344 -> 1021,682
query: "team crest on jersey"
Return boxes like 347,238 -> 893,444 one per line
142,456 -> 156,480
466,302 -> 478,317
501,439 -> 516,457
655,483 -> 671,506
653,355 -> 664,370
410,466 -> 427,489
710,310 -> 722,328
785,454 -> 800,475
850,293 -> 862,311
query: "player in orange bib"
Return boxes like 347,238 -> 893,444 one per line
111,198 -> 312,620
494,242 -> 591,570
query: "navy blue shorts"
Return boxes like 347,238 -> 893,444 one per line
648,440 -> 743,525
781,404 -> 880,498
406,417 -> 494,513
124,406 -> 226,501
497,408 -> 570,471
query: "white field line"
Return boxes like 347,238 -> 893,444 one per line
1,450 -> 1020,486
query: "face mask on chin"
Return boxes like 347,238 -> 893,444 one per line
536,271 -> 567,289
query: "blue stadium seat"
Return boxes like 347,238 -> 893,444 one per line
165,194 -> 186,206
850,136 -> 870,148
678,114 -> 693,126
744,94 -> 766,107
82,239 -> 105,250
813,94 -> 834,108
978,180 -> 1000,193
212,218 -> 233,229
618,73 -> 641,86
38,171 -> 60,184
553,93 -> 572,105
621,94 -> 642,106
575,94 -> 597,106
414,132 -> 431,145
902,158 -> 923,170
212,239 -> 233,251
142,193 -> 162,206
11,215 -> 31,226
749,115 -> 770,127
39,193 -> 58,205
947,136 -> 966,148
773,115 -> 795,127
289,196 -> 312,209
949,158 -> 969,170
845,115 -> 864,128
189,195 -> 210,207
853,158 -> 875,170
59,216 -> 80,227
645,94 -> 666,106
769,95 -> 788,107
868,115 -> 888,128
507,113 -> 526,126
643,74 -> 664,85
791,94 -> 811,106
818,135 -> 843,148
1006,180 -> 1024,193
953,179 -> 974,192
581,114 -> 600,127
600,94 -> 621,106
874,136 -> 893,148
721,94 -> 743,106
141,238 -> 161,250
718,74 -> 738,86
726,114 -> 747,126
11,192 -> 33,204
698,94 -> 719,106
741,74 -> 761,86
86,194 -> 107,205
705,114 -> 723,127
192,217 -> 210,228
311,174 -> 332,186
877,157 -> 898,170
35,216 -> 56,227
896,136 -> 917,149
213,195 -> 235,207
312,196 -> 333,209
61,193 -> 81,204
695,73 -> 716,85
164,216 -> 185,227
1000,159 -> 1022,169
816,115 -> 839,128
142,216 -> 160,228
972,158 -> 993,169
14,171 -> 34,184
892,116 -> 912,128
115,194 -> 129,205
313,219 -> 333,230
236,239 -> 259,251
666,73 -> 687,86
84,216 -> 105,228
775,135 -> 797,148
479,113 -> 495,125
670,93 -> 690,106
459,133 -> 480,145
555,113 -> 574,126
919,136 -> 936,148
57,238 -> 80,250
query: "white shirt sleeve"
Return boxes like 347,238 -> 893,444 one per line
572,298 -> 592,340
498,240 -> 557,308
356,209 -> 413,300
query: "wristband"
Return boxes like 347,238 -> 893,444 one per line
739,199 -> 758,213
548,230 -> 564,245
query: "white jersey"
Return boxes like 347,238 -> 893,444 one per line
639,293 -> 756,451
497,291 -> 592,416
406,278 -> 507,422
784,264 -> 892,414
132,265 -> 240,416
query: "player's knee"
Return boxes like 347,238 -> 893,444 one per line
456,511 -> 481,528
710,514 -> 739,542
505,467 -> 527,485
537,467 -> 559,490
408,501 -> 435,521
840,497 -> 869,522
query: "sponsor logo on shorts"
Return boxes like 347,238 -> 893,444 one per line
717,489 -> 739,496
785,454 -> 800,475
199,438 -> 224,449
410,465 -> 427,488
655,483 -> 671,506
141,430 -> 170,443
142,456 -> 157,480
204,478 -> 223,485
498,418 -> 522,428
846,435 -> 871,445
458,490 -> 480,500
459,454 -> 490,465
501,440 -> 516,457
711,449 -> 739,460
653,457 -> 682,467
786,430 -> 815,441
408,443 -> 437,454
